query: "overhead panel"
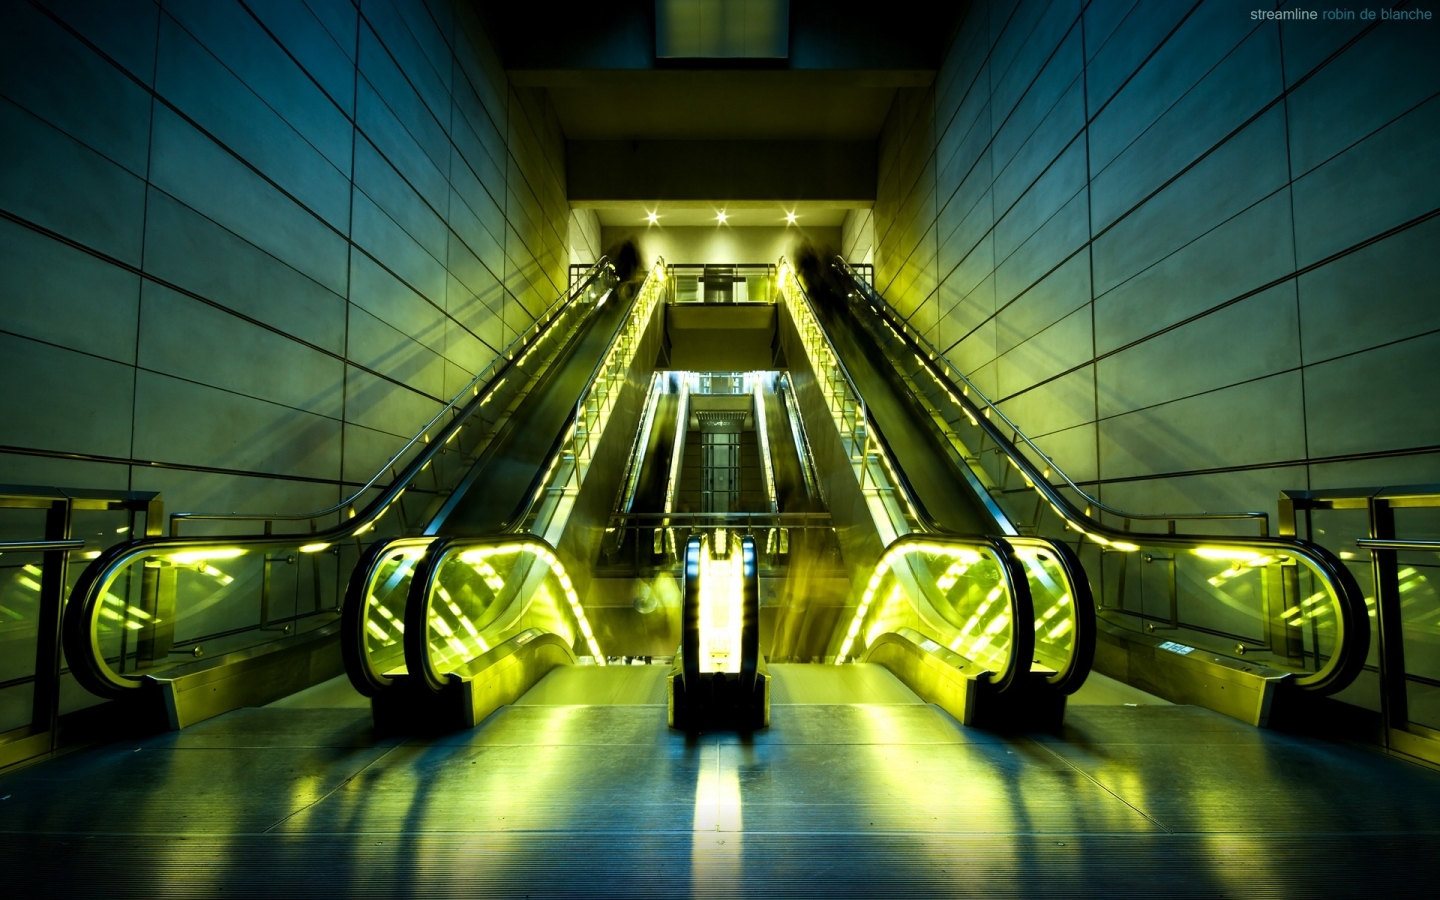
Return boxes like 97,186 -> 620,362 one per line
656,0 -> 790,58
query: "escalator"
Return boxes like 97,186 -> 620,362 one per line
771,260 -> 1094,728
58,259 -> 648,730
344,259 -> 670,730
792,255 -> 1370,726
57,246 -> 1369,739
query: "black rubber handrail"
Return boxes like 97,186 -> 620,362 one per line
352,261 -> 666,694
63,262 -> 617,698
831,259 -> 1369,695
781,260 -> 1085,691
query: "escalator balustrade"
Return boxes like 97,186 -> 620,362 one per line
775,260 -> 1093,729
342,259 -> 669,730
669,533 -> 768,730
822,257 -> 1368,725
61,260 -> 620,730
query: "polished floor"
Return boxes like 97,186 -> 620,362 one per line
1,665 -> 1438,897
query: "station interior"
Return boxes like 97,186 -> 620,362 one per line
2,0 -> 1440,895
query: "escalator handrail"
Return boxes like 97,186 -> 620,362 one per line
169,258 -> 616,534
401,534 -> 597,694
854,534 -> 1036,695
496,259 -> 667,535
834,258 -> 1269,530
352,261 -> 666,693
63,262 -> 618,698
1008,535 -> 1095,694
777,258 -> 951,537
782,261 -> 1085,692
832,258 -> 1368,694
342,536 -> 434,696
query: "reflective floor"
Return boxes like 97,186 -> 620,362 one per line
2,666 -> 1439,897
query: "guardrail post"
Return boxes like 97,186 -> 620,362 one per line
31,499 -> 73,745
1370,498 -> 1409,740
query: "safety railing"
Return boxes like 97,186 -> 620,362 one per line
668,263 -> 778,304
1285,485 -> 1440,760
828,258 -> 1367,695
596,511 -> 840,575
63,262 -> 618,699
835,258 -> 1269,536
1,486 -> 161,765
343,259 -> 668,692
777,261 -> 1092,689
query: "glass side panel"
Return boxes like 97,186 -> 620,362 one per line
361,544 -> 427,677
1097,542 -> 1345,675
424,542 -> 591,677
76,267 -> 618,691
843,542 -> 1015,674
0,545 -> 42,732
1011,541 -> 1078,674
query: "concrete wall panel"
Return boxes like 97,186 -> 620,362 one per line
0,0 -> 573,524
872,0 -> 1440,524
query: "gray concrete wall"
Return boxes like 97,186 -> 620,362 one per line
0,0 -> 576,521
871,0 -> 1440,526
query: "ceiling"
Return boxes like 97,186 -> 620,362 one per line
475,0 -> 963,215
513,70 -> 924,141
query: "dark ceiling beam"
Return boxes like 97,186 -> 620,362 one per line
567,140 -> 876,202
474,0 -> 964,72
509,69 -> 934,88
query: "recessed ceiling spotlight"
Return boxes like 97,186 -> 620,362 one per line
715,211 -> 728,224
646,211 -> 659,225
785,211 -> 798,225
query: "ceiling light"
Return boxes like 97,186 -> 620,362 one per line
715,211 -> 728,224
646,211 -> 659,225
785,211 -> 797,225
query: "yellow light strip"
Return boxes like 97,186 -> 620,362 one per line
835,540 -> 992,664
456,540 -> 604,664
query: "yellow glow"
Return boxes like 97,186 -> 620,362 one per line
299,542 -> 331,553
169,548 -> 244,564
715,211 -> 728,224
453,540 -> 604,664
1194,547 -> 1263,561
697,538 -> 744,674
646,211 -> 659,225
1110,541 -> 1140,552
785,211 -> 797,224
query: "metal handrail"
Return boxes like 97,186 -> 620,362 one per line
1356,539 -> 1440,551
343,261 -> 666,696
169,258 -> 616,534
63,261 -> 619,697
501,259 -> 667,535
807,258 -> 1367,694
834,258 -> 1270,532
0,539 -> 85,553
